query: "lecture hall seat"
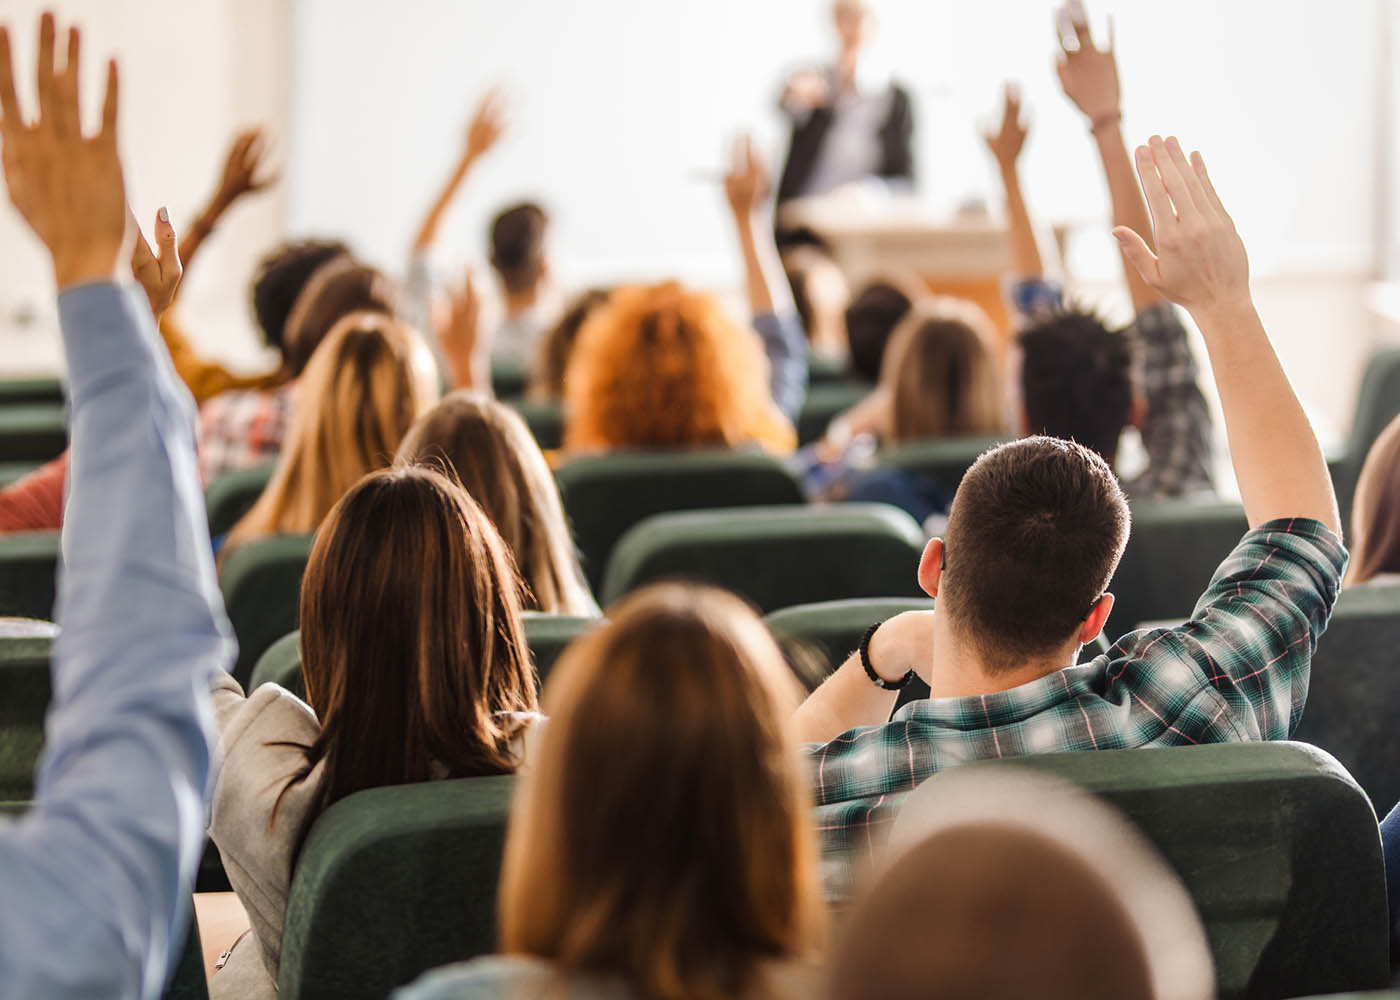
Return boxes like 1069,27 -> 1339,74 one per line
219,533 -> 316,687
0,531 -> 60,622
205,465 -> 276,540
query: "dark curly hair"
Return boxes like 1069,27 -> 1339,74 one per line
250,239 -> 351,355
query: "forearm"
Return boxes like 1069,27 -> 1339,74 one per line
1094,122 -> 1163,311
413,157 -> 475,253
793,653 -> 899,744
999,163 -> 1043,279
735,210 -> 794,317
1192,299 -> 1339,533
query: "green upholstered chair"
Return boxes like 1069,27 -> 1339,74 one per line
807,356 -> 853,386
0,531 -> 60,621
795,382 -> 871,446
601,503 -> 926,613
490,360 -> 529,400
205,465 -> 276,539
556,450 -> 805,593
919,742 -> 1388,999
0,402 -> 66,463
1329,347 -> 1400,523
0,461 -> 39,488
0,631 -> 54,802
1291,581 -> 1400,813
877,435 -> 1006,496
220,534 -> 315,687
505,398 -> 562,451
249,630 -> 305,698
1107,500 -> 1249,643
279,775 -> 515,1000
765,597 -> 934,690
0,375 -> 64,406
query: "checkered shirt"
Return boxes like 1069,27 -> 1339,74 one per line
198,382 -> 297,485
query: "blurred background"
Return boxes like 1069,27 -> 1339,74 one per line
0,0 -> 1395,447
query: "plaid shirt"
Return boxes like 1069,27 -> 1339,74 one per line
198,382 -> 297,485
808,517 -> 1347,897
1012,280 -> 1215,500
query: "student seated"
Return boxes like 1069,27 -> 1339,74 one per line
199,258 -> 399,484
528,287 -> 611,402
987,10 -> 1214,499
793,135 -> 1345,897
220,312 -> 437,557
397,583 -> 825,1000
205,466 -> 541,999
842,276 -> 920,385
0,16 -> 234,994
397,391 -> 599,616
1343,412 -> 1400,586
563,137 -> 807,455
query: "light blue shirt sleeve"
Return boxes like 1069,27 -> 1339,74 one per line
0,282 -> 234,999
753,310 -> 810,422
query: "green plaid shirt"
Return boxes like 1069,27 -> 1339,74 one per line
808,517 -> 1347,897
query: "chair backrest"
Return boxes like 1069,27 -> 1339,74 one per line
0,634 -> 52,801
602,503 -> 927,613
205,465 -> 276,539
1108,500 -> 1249,641
0,402 -> 66,463
0,375 -> 64,407
913,742 -> 1387,999
556,450 -> 805,592
506,398 -> 562,451
249,630 -> 305,698
1290,581 -> 1400,812
877,436 -> 1005,496
0,531 -> 60,621
795,382 -> 871,446
764,597 -> 934,690
219,534 -> 316,687
1334,347 -> 1400,520
280,775 -> 515,1000
490,360 -> 529,400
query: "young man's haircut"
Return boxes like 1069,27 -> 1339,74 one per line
1018,309 -> 1133,465
940,437 -> 1129,666
490,202 -> 549,295
844,279 -> 914,383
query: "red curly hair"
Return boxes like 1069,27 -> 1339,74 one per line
563,282 -> 796,454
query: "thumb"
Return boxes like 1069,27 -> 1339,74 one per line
1113,226 -> 1160,284
154,206 -> 181,278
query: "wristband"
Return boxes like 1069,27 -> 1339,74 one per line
1089,112 -> 1123,134
860,621 -> 917,692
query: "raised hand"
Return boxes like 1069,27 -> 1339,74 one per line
781,69 -> 831,115
211,127 -> 277,211
440,268 -> 488,390
129,206 -> 182,321
1054,2 -> 1120,125
463,87 -> 508,163
0,15 -> 129,288
724,134 -> 771,220
982,85 -> 1029,172
1114,136 -> 1249,314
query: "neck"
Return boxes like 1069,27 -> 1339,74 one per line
503,284 -> 542,316
929,612 -> 1076,699
837,49 -> 860,88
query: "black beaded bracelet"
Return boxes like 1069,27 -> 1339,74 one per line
860,621 -> 917,692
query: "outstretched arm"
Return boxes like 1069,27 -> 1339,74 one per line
411,88 -> 507,254
1055,4 -> 1162,312
0,16 -> 232,997
983,84 -> 1041,281
1115,137 -> 1339,534
178,127 -> 277,274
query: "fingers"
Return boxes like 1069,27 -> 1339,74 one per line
1133,143 -> 1175,238
154,205 -> 180,277
1112,225 -> 1161,287
0,28 -> 19,126
1150,134 -> 1203,219
128,202 -> 154,267
35,13 -> 55,124
53,27 -> 78,139
98,58 -> 118,142
1189,150 -> 1229,218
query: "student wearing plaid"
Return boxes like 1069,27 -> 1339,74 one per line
794,135 -> 1346,897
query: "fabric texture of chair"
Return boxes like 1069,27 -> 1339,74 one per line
556,449 -> 805,592
505,398 -> 562,451
490,361 -> 529,400
765,597 -> 934,689
795,382 -> 871,446
0,530 -> 60,621
279,775 -> 515,1000
0,375 -> 64,407
249,630 -> 305,698
914,742 -> 1387,999
878,436 -> 1006,496
1331,347 -> 1400,522
0,634 -> 51,802
1291,581 -> 1400,813
205,465 -> 276,540
602,503 -> 926,613
0,402 -> 67,463
220,534 -> 316,687
1109,500 -> 1249,641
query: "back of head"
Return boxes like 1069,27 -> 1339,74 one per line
490,201 -> 549,296
1348,411 -> 1400,584
396,391 -> 595,616
941,437 -> 1129,666
881,300 -> 1006,443
226,313 -> 429,549
531,287 -> 611,400
1018,308 -> 1132,465
499,583 -> 823,999
564,281 -> 795,453
281,259 -> 400,379
297,466 -> 538,816
250,239 -> 351,356
845,278 -> 916,383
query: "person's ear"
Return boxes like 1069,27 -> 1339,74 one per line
917,537 -> 944,598
1078,593 -> 1115,645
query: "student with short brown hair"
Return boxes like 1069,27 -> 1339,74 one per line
398,584 -> 826,1000
206,466 -> 541,999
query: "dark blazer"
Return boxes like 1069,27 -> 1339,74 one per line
776,81 -> 915,206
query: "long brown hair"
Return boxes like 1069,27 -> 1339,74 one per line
498,583 -> 825,999
292,466 -> 538,825
280,258 -> 400,379
224,312 -> 435,555
396,391 -> 597,616
881,300 -> 1006,443
563,281 -> 796,454
1347,412 -> 1400,585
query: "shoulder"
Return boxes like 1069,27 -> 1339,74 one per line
213,677 -> 320,770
